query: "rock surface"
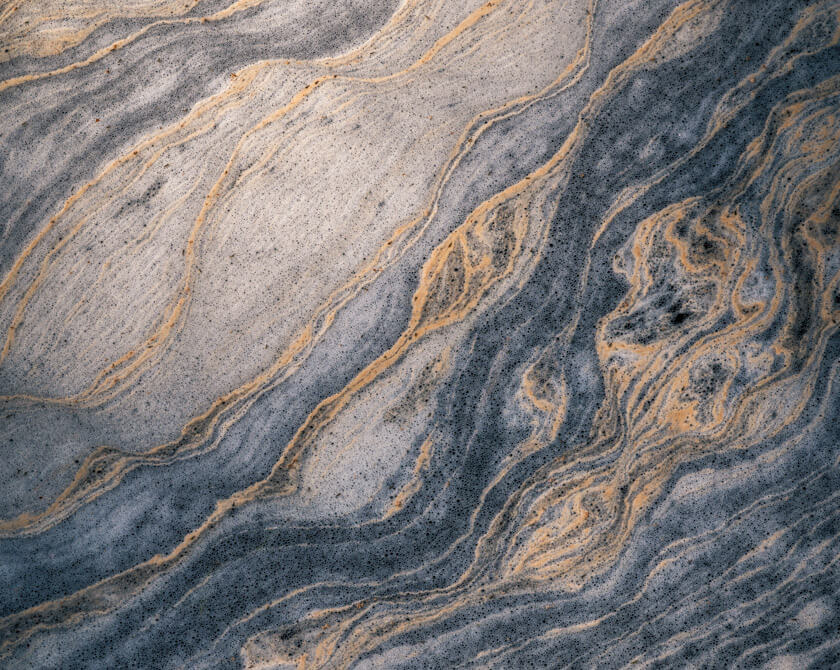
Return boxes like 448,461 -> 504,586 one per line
1,0 -> 840,667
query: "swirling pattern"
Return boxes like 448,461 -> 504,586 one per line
1,0 -> 840,667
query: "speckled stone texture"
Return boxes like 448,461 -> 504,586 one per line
1,0 -> 839,667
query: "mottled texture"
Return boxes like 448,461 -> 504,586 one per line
1,0 -> 840,667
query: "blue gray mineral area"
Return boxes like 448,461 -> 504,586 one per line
1,0 -> 840,667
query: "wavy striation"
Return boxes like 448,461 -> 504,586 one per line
1,0 -> 839,667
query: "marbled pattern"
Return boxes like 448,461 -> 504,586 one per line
1,0 -> 839,667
